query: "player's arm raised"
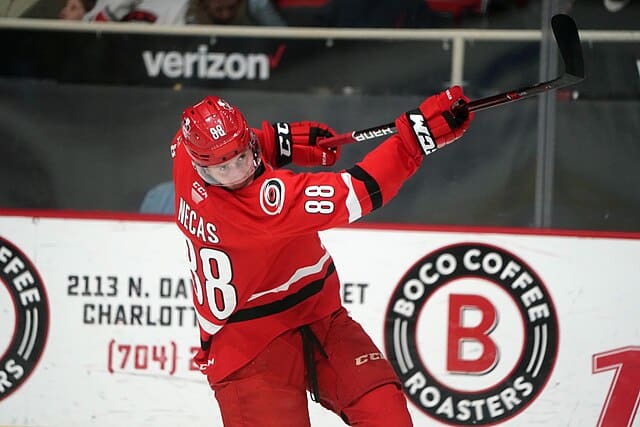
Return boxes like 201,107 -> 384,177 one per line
257,86 -> 473,237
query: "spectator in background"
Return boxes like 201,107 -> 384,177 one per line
317,0 -> 438,29
273,0 -> 331,26
426,0 -> 488,20
272,0 -> 440,28
59,0 -> 96,20
83,0 -> 189,24
185,0 -> 286,26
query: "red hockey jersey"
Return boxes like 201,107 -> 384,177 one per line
172,130 -> 423,383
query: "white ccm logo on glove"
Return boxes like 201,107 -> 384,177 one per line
275,122 -> 292,157
408,112 -> 437,156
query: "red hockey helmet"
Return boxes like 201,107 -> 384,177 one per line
181,96 -> 258,167
181,96 -> 261,187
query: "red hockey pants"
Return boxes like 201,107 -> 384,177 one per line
209,307 -> 413,426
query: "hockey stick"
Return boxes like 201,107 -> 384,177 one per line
319,14 -> 585,149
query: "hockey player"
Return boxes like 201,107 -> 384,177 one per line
172,88 -> 473,426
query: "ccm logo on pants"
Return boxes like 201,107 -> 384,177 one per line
355,352 -> 385,366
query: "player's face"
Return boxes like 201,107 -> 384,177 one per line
201,146 -> 256,189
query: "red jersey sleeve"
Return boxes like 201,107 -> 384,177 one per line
254,133 -> 423,237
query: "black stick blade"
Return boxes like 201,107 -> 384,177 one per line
551,14 -> 585,79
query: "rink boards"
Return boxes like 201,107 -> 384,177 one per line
0,213 -> 638,427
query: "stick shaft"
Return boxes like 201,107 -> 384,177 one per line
320,72 -> 583,149
319,14 -> 584,149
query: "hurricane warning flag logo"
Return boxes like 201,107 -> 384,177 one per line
385,242 -> 559,425
259,178 -> 285,216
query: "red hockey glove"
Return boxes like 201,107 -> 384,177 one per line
395,86 -> 474,157
260,121 -> 340,167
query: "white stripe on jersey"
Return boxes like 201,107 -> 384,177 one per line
248,251 -> 332,302
341,172 -> 363,223
196,310 -> 223,336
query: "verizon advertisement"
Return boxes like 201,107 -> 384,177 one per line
0,28 -> 447,93
0,214 -> 638,426
142,45 -> 271,80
